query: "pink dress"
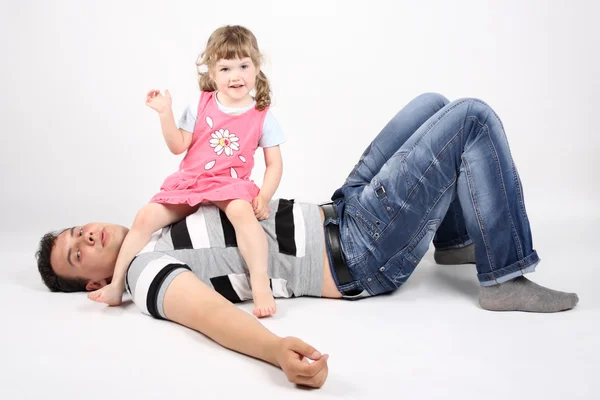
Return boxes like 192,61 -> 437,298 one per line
150,91 -> 267,206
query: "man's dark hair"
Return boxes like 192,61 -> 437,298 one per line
35,231 -> 87,292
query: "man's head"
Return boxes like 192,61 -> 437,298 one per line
36,223 -> 129,292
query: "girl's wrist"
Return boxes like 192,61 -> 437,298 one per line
259,192 -> 272,202
158,108 -> 174,119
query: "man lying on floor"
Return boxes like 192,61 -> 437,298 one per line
35,94 -> 579,388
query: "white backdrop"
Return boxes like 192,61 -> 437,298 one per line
1,0 -> 598,235
1,2 -> 600,399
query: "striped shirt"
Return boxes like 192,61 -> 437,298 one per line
125,199 -> 325,319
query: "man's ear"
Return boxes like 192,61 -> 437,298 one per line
85,279 -> 109,291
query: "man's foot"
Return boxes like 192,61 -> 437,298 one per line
479,276 -> 579,312
434,244 -> 475,265
87,283 -> 123,306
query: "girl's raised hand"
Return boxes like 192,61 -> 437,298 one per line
145,89 -> 172,114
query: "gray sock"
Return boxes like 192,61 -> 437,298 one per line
434,244 -> 475,265
479,276 -> 579,313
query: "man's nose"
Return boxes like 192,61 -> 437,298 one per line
82,230 -> 96,245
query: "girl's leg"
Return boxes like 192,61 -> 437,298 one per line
214,199 -> 275,318
88,202 -> 195,305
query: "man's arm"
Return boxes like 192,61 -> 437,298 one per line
162,271 -> 329,387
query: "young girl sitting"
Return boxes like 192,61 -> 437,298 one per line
88,25 -> 284,317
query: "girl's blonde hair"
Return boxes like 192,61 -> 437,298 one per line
196,25 -> 271,111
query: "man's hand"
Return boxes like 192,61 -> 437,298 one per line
275,337 -> 329,388
145,89 -> 172,114
163,273 -> 328,387
87,283 -> 124,306
252,194 -> 270,220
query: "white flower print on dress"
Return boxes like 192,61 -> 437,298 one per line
210,129 -> 240,156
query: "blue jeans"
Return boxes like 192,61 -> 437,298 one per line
328,93 -> 540,297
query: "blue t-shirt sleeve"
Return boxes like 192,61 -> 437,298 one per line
258,109 -> 286,148
177,95 -> 200,132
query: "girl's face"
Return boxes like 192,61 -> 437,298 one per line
210,57 -> 258,107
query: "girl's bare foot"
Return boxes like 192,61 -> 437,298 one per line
252,289 -> 276,318
251,274 -> 276,317
87,283 -> 123,306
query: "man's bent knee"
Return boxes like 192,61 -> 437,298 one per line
419,92 -> 449,106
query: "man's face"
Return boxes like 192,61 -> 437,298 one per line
50,223 -> 129,290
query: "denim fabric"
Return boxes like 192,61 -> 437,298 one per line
329,93 -> 540,296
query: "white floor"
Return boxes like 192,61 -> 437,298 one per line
1,216 -> 598,400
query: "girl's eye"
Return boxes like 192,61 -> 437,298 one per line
79,228 -> 83,236
241,65 -> 248,69
220,68 -> 229,72
76,250 -> 81,261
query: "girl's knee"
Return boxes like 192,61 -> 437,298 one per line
224,200 -> 254,222
132,203 -> 163,231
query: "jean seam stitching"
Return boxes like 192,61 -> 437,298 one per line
371,120 -> 466,255
400,122 -> 464,211
478,117 -> 525,260
463,155 -> 495,270
343,95 -> 449,190
402,98 -> 473,154
345,98 -> 478,246
400,176 -> 454,268
341,97 -> 513,277
512,160 -> 531,238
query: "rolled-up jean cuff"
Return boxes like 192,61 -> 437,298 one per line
433,237 -> 473,250
478,252 -> 540,286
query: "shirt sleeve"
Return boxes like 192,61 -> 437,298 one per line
126,253 -> 191,320
258,109 -> 286,148
177,95 -> 201,133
